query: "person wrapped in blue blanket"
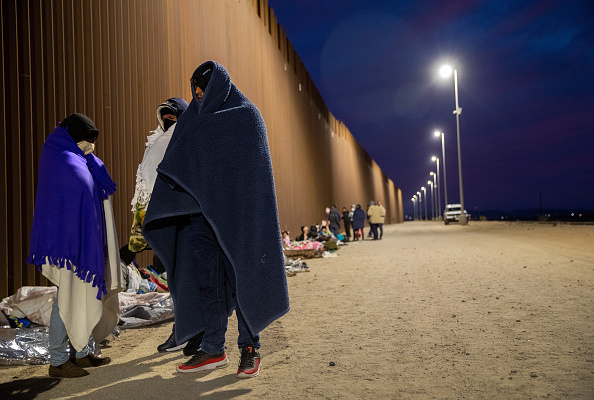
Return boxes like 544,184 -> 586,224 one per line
144,61 -> 290,379
27,113 -> 122,378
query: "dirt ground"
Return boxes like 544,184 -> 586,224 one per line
1,221 -> 593,399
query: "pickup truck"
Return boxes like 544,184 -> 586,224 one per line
444,204 -> 470,225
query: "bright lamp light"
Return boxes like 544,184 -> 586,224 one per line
440,65 -> 453,77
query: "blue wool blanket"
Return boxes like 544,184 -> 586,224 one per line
144,61 -> 289,343
27,126 -> 116,299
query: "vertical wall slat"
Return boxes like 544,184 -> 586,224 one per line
17,0 -> 36,287
5,0 -> 23,293
0,0 -> 9,298
30,0 -> 46,287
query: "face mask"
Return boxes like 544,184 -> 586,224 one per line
163,119 -> 176,132
77,140 -> 95,155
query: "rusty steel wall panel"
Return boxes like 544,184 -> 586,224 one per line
0,0 -> 402,297
1,0 -> 9,298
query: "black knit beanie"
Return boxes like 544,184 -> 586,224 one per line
191,66 -> 213,91
61,113 -> 99,143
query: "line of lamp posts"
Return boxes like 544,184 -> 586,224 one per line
411,64 -> 467,225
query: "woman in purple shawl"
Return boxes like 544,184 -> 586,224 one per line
27,114 -> 122,378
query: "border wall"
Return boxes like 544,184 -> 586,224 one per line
0,0 -> 403,298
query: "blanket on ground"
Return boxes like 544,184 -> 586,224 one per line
144,61 -> 289,343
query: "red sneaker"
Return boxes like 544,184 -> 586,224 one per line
176,350 -> 229,373
237,346 -> 261,379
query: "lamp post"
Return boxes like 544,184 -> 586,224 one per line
434,131 -> 448,212
440,65 -> 467,225
421,186 -> 428,221
417,191 -> 422,221
412,196 -> 417,221
430,172 -> 437,218
431,154 -> 442,219
427,181 -> 434,220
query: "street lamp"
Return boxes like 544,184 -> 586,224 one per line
417,191 -> 422,221
431,153 -> 443,219
434,131 -> 448,211
421,186 -> 427,221
440,65 -> 467,225
411,197 -> 415,221
430,172 -> 437,219
427,181 -> 434,220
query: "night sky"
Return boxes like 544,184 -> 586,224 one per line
267,0 -> 594,216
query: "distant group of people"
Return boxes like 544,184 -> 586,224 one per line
334,202 -> 387,241
26,61 -> 288,380
288,201 -> 387,249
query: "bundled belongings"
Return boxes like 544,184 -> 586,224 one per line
0,286 -> 57,327
117,292 -> 174,329
283,249 -> 320,259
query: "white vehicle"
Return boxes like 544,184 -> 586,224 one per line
444,204 -> 470,225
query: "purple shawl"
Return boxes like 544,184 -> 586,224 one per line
27,126 -> 116,299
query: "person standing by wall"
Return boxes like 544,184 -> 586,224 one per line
27,114 -> 122,378
128,97 -> 191,355
342,206 -> 352,242
367,201 -> 381,240
377,200 -> 387,239
144,61 -> 289,379
352,204 -> 366,240
129,97 -> 188,253
327,204 -> 341,240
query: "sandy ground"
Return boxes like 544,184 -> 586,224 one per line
1,221 -> 593,399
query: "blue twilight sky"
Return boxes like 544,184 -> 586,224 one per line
267,0 -> 594,214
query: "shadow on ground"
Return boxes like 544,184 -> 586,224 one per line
0,377 -> 61,399
3,351 -> 253,399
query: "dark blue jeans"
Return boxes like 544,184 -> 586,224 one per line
329,224 -> 339,240
189,214 -> 260,355
378,223 -> 383,239
370,223 -> 379,239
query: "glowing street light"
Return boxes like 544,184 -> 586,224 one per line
417,191 -> 422,221
439,65 -> 453,78
440,65 -> 467,225
412,196 -> 417,220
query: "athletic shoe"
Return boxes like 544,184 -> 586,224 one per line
49,360 -> 89,378
72,353 -> 111,368
237,346 -> 261,379
157,324 -> 187,353
176,350 -> 229,373
183,331 -> 205,356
